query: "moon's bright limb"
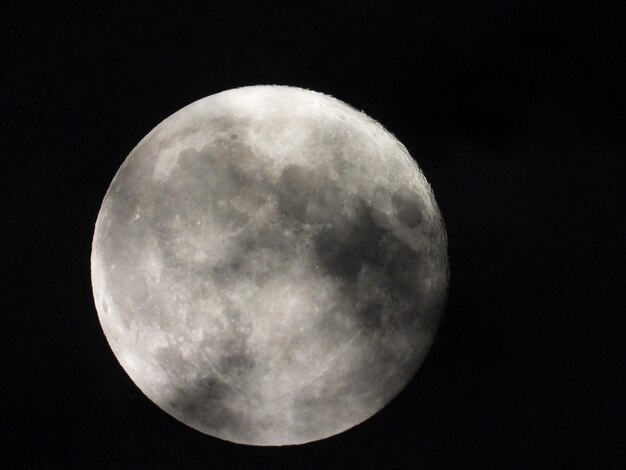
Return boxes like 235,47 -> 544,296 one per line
91,85 -> 448,446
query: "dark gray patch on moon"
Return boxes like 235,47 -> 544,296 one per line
220,353 -> 256,380
276,164 -> 341,225
168,379 -> 242,436
313,202 -> 388,282
356,300 -> 385,330
193,376 -> 232,401
392,187 -> 424,228
310,198 -> 433,337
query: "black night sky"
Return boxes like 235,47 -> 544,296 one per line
5,1 -> 625,468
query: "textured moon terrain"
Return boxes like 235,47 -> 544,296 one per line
91,85 -> 449,446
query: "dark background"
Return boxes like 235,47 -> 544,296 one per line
5,1 -> 625,468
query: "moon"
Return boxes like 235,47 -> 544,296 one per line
91,85 -> 448,446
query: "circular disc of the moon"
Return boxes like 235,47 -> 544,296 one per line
91,85 -> 448,446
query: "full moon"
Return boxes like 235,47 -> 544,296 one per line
91,85 -> 448,446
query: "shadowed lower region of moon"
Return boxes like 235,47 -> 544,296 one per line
91,85 -> 449,446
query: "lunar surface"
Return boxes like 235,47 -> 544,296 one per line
91,85 -> 448,445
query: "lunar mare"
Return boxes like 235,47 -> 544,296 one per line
91,85 -> 448,446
